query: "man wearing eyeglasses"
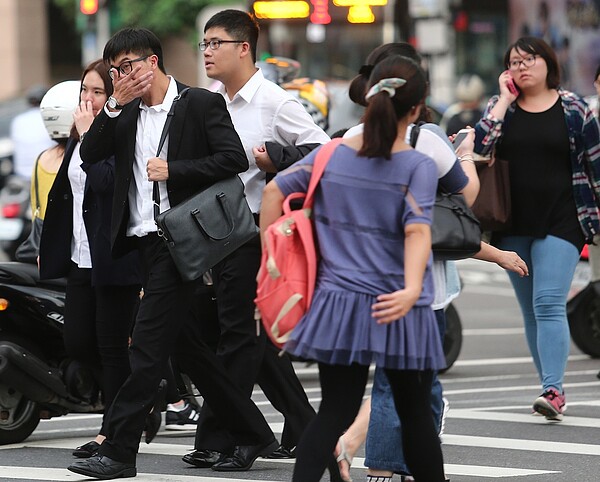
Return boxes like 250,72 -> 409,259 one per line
181,8 -> 334,475
67,27 -> 278,480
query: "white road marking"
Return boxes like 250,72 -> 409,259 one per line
444,380 -> 600,396
0,466 -> 282,481
453,354 -> 589,367
448,409 -> 600,428
462,327 -> 524,335
443,464 -> 559,478
462,285 -> 516,297
442,433 -> 600,456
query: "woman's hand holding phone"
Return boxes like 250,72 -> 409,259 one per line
450,127 -> 475,156
500,70 -> 519,101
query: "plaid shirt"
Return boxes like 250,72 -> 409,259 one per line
474,89 -> 600,242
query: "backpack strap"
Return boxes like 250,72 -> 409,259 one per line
303,138 -> 343,208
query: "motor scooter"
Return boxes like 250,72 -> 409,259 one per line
0,261 -> 103,445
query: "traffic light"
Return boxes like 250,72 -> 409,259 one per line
80,0 -> 98,15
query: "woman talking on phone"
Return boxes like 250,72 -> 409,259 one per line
474,37 -> 600,421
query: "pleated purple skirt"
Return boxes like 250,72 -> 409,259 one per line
285,288 -> 446,371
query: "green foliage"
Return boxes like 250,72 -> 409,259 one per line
52,0 -> 235,37
52,0 -> 78,20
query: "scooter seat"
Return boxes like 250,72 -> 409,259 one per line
0,261 -> 66,288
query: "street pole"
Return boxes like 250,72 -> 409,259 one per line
96,5 -> 111,57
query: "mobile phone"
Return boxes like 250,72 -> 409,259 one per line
452,128 -> 471,148
504,71 -> 520,96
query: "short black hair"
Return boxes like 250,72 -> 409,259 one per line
204,9 -> 259,63
103,27 -> 166,74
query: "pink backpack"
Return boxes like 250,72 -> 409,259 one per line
255,139 -> 342,348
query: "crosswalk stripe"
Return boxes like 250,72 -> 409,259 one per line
443,463 -> 559,477
0,466 -> 283,481
0,463 -> 559,480
449,408 -> 600,428
442,434 -> 600,455
0,435 -> 571,477
444,379 -> 600,396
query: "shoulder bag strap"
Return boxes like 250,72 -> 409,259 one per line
152,87 -> 191,220
32,152 -> 42,217
303,138 -> 343,209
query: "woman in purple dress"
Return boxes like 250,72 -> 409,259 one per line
261,55 -> 446,481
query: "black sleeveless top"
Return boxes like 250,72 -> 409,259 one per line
497,98 -> 584,251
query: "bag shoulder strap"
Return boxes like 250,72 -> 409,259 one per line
303,138 -> 343,208
155,87 -> 191,159
32,151 -> 43,214
152,87 -> 191,219
409,121 -> 425,148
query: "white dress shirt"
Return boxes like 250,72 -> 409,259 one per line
121,77 -> 178,237
68,142 -> 92,268
217,69 -> 330,213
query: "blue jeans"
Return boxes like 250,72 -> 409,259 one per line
496,235 -> 579,393
364,309 -> 446,474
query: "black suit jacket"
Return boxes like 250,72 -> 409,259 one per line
79,81 -> 248,258
39,139 -> 141,286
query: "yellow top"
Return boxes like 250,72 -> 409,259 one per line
30,161 -> 59,221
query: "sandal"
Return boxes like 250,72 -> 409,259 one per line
335,436 -> 353,482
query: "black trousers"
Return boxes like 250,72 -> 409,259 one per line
98,234 -> 275,463
64,263 -> 139,436
194,234 -> 316,451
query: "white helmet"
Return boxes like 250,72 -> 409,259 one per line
40,80 -> 80,139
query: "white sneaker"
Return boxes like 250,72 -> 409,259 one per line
165,402 -> 200,431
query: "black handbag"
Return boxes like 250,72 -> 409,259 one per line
431,192 -> 482,260
409,123 -> 482,261
15,154 -> 43,264
153,88 -> 258,282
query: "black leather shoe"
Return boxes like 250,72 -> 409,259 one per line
263,444 -> 296,459
67,455 -> 136,479
211,439 -> 278,472
72,440 -> 101,458
182,449 -> 226,468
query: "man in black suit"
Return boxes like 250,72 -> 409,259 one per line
67,27 -> 277,480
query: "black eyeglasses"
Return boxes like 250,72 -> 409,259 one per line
199,39 -> 244,51
108,55 -> 149,79
507,55 -> 537,71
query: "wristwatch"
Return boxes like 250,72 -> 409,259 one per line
107,96 -> 123,110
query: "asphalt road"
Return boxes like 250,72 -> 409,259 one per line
1,259 -> 600,481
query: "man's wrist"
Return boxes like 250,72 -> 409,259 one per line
106,95 -> 123,111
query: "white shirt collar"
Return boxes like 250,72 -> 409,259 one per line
218,69 -> 263,104
139,76 -> 178,112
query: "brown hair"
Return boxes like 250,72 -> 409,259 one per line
503,36 -> 560,89
70,59 -> 114,140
